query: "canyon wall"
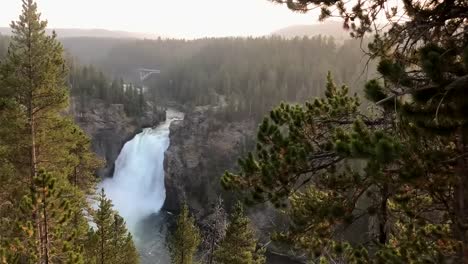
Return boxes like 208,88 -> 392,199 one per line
68,97 -> 165,177
163,109 -> 293,249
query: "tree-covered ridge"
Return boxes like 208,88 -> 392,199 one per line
69,64 -> 145,117
149,37 -> 373,120
0,1 -> 138,262
69,36 -> 375,120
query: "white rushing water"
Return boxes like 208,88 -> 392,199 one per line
100,109 -> 183,233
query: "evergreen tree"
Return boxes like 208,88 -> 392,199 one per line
0,1 -> 100,261
214,202 -> 265,264
222,72 -> 453,262
200,197 -> 227,264
87,189 -> 139,264
1,0 -> 67,187
365,28 -> 468,264
21,170 -> 85,263
168,202 -> 201,264
223,0 -> 467,262
0,1 -> 145,262
111,215 -> 139,264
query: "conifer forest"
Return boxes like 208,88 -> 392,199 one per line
0,0 -> 467,263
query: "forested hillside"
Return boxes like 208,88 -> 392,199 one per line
69,64 -> 146,117
150,37 -> 373,120
61,36 -> 374,120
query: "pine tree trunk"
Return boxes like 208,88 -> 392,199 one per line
378,184 -> 389,244
25,12 -> 42,261
101,228 -> 105,264
454,127 -> 468,263
208,231 -> 215,264
41,172 -> 50,264
29,96 -> 42,264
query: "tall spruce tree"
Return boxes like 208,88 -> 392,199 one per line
214,202 -> 265,264
87,189 -> 139,264
1,0 -> 68,183
22,170 -> 85,263
0,1 -> 101,261
168,202 -> 201,264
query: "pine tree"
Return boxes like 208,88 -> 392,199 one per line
168,202 -> 201,264
222,0 -> 467,262
87,189 -> 139,264
365,40 -> 468,262
10,170 -> 86,263
222,73 -> 449,262
111,215 -> 139,264
1,0 -> 68,182
0,1 -> 101,261
214,202 -> 265,264
94,189 -> 114,264
0,1 -> 144,262
200,197 -> 227,264
222,72 -> 361,207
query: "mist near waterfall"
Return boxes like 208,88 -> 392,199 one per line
100,110 -> 183,233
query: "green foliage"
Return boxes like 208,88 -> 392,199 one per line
223,70 -> 458,262
21,170 -> 87,262
223,0 -> 468,262
214,202 -> 265,264
0,1 -> 140,263
86,189 -> 139,264
169,202 -> 201,264
88,36 -> 373,120
222,72 -> 360,207
69,64 -> 145,117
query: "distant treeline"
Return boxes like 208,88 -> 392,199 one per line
69,64 -> 145,117
63,36 -> 375,120
2,34 -> 376,121
152,37 -> 373,120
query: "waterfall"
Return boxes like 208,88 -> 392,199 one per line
100,109 -> 183,233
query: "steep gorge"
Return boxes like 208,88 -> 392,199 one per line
70,99 -> 301,263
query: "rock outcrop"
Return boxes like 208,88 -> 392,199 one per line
163,109 -> 305,263
68,97 -> 164,177
163,109 -> 288,240
163,109 -> 256,213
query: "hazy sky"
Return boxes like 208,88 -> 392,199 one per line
1,0 -> 322,38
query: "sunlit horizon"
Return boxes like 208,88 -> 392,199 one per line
0,0 -> 326,39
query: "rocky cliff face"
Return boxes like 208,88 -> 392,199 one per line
68,97 -> 164,177
163,109 -> 256,213
163,110 -> 293,249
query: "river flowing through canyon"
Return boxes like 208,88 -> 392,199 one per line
100,109 -> 183,264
